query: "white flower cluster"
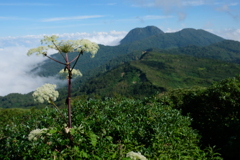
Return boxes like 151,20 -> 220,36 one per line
126,151 -> 148,160
27,35 -> 99,57
28,128 -> 48,141
59,68 -> 82,79
32,83 -> 59,103
27,46 -> 48,56
74,39 -> 99,58
41,35 -> 58,45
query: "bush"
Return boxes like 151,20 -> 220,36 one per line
0,97 -> 221,159
166,75 -> 240,159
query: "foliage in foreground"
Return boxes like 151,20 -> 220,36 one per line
0,98 -> 221,159
165,75 -> 240,159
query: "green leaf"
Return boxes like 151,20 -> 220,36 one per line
80,150 -> 88,158
87,131 -> 97,147
70,128 -> 76,135
48,129 -> 57,134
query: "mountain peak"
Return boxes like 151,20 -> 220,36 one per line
120,26 -> 164,45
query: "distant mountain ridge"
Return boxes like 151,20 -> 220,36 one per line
33,26 -> 226,78
122,27 -> 225,53
120,26 -> 164,45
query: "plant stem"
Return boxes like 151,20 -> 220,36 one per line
65,54 -> 73,144
70,51 -> 83,71
50,100 -> 67,122
52,41 -> 67,62
67,75 -> 72,128
65,54 -> 72,129
45,55 -> 66,65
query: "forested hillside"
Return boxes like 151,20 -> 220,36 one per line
73,50 -> 240,98
165,39 -> 240,63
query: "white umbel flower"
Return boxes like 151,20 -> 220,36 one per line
74,39 -> 99,58
59,68 -> 82,79
27,35 -> 99,57
27,46 -> 48,56
32,83 -> 59,103
28,128 -> 48,141
126,151 -> 148,160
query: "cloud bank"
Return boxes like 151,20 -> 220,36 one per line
0,31 -> 127,96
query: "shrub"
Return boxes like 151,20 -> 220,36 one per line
0,97 -> 221,159
165,75 -> 240,159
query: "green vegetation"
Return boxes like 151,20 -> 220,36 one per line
0,97 -> 222,159
0,93 -> 44,109
165,40 -> 240,63
164,76 -> 240,159
73,51 -> 240,98
76,64 -> 164,99
1,26 -> 240,159
2,49 -> 240,108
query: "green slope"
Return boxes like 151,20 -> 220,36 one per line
165,39 -> 240,63
73,51 -> 240,98
76,64 -> 164,98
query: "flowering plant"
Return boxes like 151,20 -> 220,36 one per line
126,151 -> 148,160
32,83 -> 59,103
59,68 -> 82,79
27,36 -> 99,57
27,35 -> 99,134
28,128 -> 49,141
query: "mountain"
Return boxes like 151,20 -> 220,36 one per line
123,28 -> 225,53
33,26 -> 225,78
164,39 -> 240,63
73,50 -> 240,98
120,26 -> 164,45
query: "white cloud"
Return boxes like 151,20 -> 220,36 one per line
42,15 -> 105,22
213,28 -> 240,42
0,46 -> 64,96
215,2 -> 240,20
55,31 -> 127,46
0,31 -> 127,96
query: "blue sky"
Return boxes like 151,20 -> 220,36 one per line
1,0 -> 240,38
0,0 -> 240,96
